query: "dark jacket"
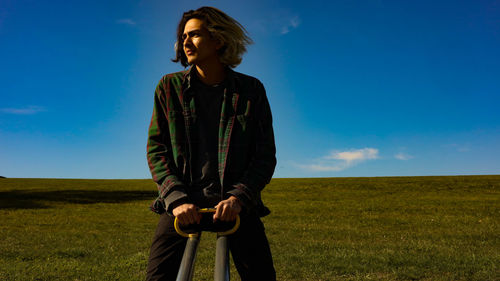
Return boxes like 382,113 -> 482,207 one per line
146,67 -> 276,216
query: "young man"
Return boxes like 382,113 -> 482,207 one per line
146,7 -> 277,281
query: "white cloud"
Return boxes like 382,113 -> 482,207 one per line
299,163 -> 347,172
0,106 -> 46,115
116,19 -> 136,26
299,148 -> 379,172
281,16 -> 301,34
395,152 -> 413,160
326,148 -> 379,163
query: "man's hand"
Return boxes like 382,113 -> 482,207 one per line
173,203 -> 201,225
214,196 -> 241,222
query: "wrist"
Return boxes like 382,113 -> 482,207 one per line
229,196 -> 241,206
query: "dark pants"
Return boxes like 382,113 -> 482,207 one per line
146,212 -> 276,281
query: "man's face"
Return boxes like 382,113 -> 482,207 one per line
182,18 -> 221,66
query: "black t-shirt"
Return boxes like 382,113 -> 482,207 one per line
189,76 -> 226,206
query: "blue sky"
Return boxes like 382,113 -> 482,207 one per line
1,0 -> 499,179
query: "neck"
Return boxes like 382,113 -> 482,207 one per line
195,60 -> 226,85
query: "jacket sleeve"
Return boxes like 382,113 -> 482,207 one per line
227,80 -> 277,209
146,77 -> 188,214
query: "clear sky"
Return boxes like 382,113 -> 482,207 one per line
1,0 -> 499,179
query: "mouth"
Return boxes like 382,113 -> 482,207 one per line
185,49 -> 195,56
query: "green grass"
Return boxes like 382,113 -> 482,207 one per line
1,176 -> 499,280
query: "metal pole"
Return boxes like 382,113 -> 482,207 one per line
174,210 -> 239,281
214,235 -> 230,281
176,235 -> 200,281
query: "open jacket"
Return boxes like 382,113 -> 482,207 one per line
146,67 -> 276,216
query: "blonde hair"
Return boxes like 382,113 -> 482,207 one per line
173,7 -> 253,68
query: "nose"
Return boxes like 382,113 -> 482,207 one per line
183,35 -> 193,47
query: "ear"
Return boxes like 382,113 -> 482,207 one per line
215,39 -> 224,51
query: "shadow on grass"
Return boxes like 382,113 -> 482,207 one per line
0,190 -> 157,209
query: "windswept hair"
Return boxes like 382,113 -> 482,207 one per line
172,7 -> 253,68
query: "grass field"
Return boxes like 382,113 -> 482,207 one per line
0,176 -> 499,280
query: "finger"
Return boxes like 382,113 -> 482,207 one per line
194,207 -> 201,224
229,205 -> 239,221
178,214 -> 187,226
221,204 -> 231,221
188,207 -> 198,224
229,204 -> 238,221
188,208 -> 195,224
229,208 -> 236,221
214,202 -> 223,221
189,205 -> 200,224
184,211 -> 192,225
213,206 -> 220,221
